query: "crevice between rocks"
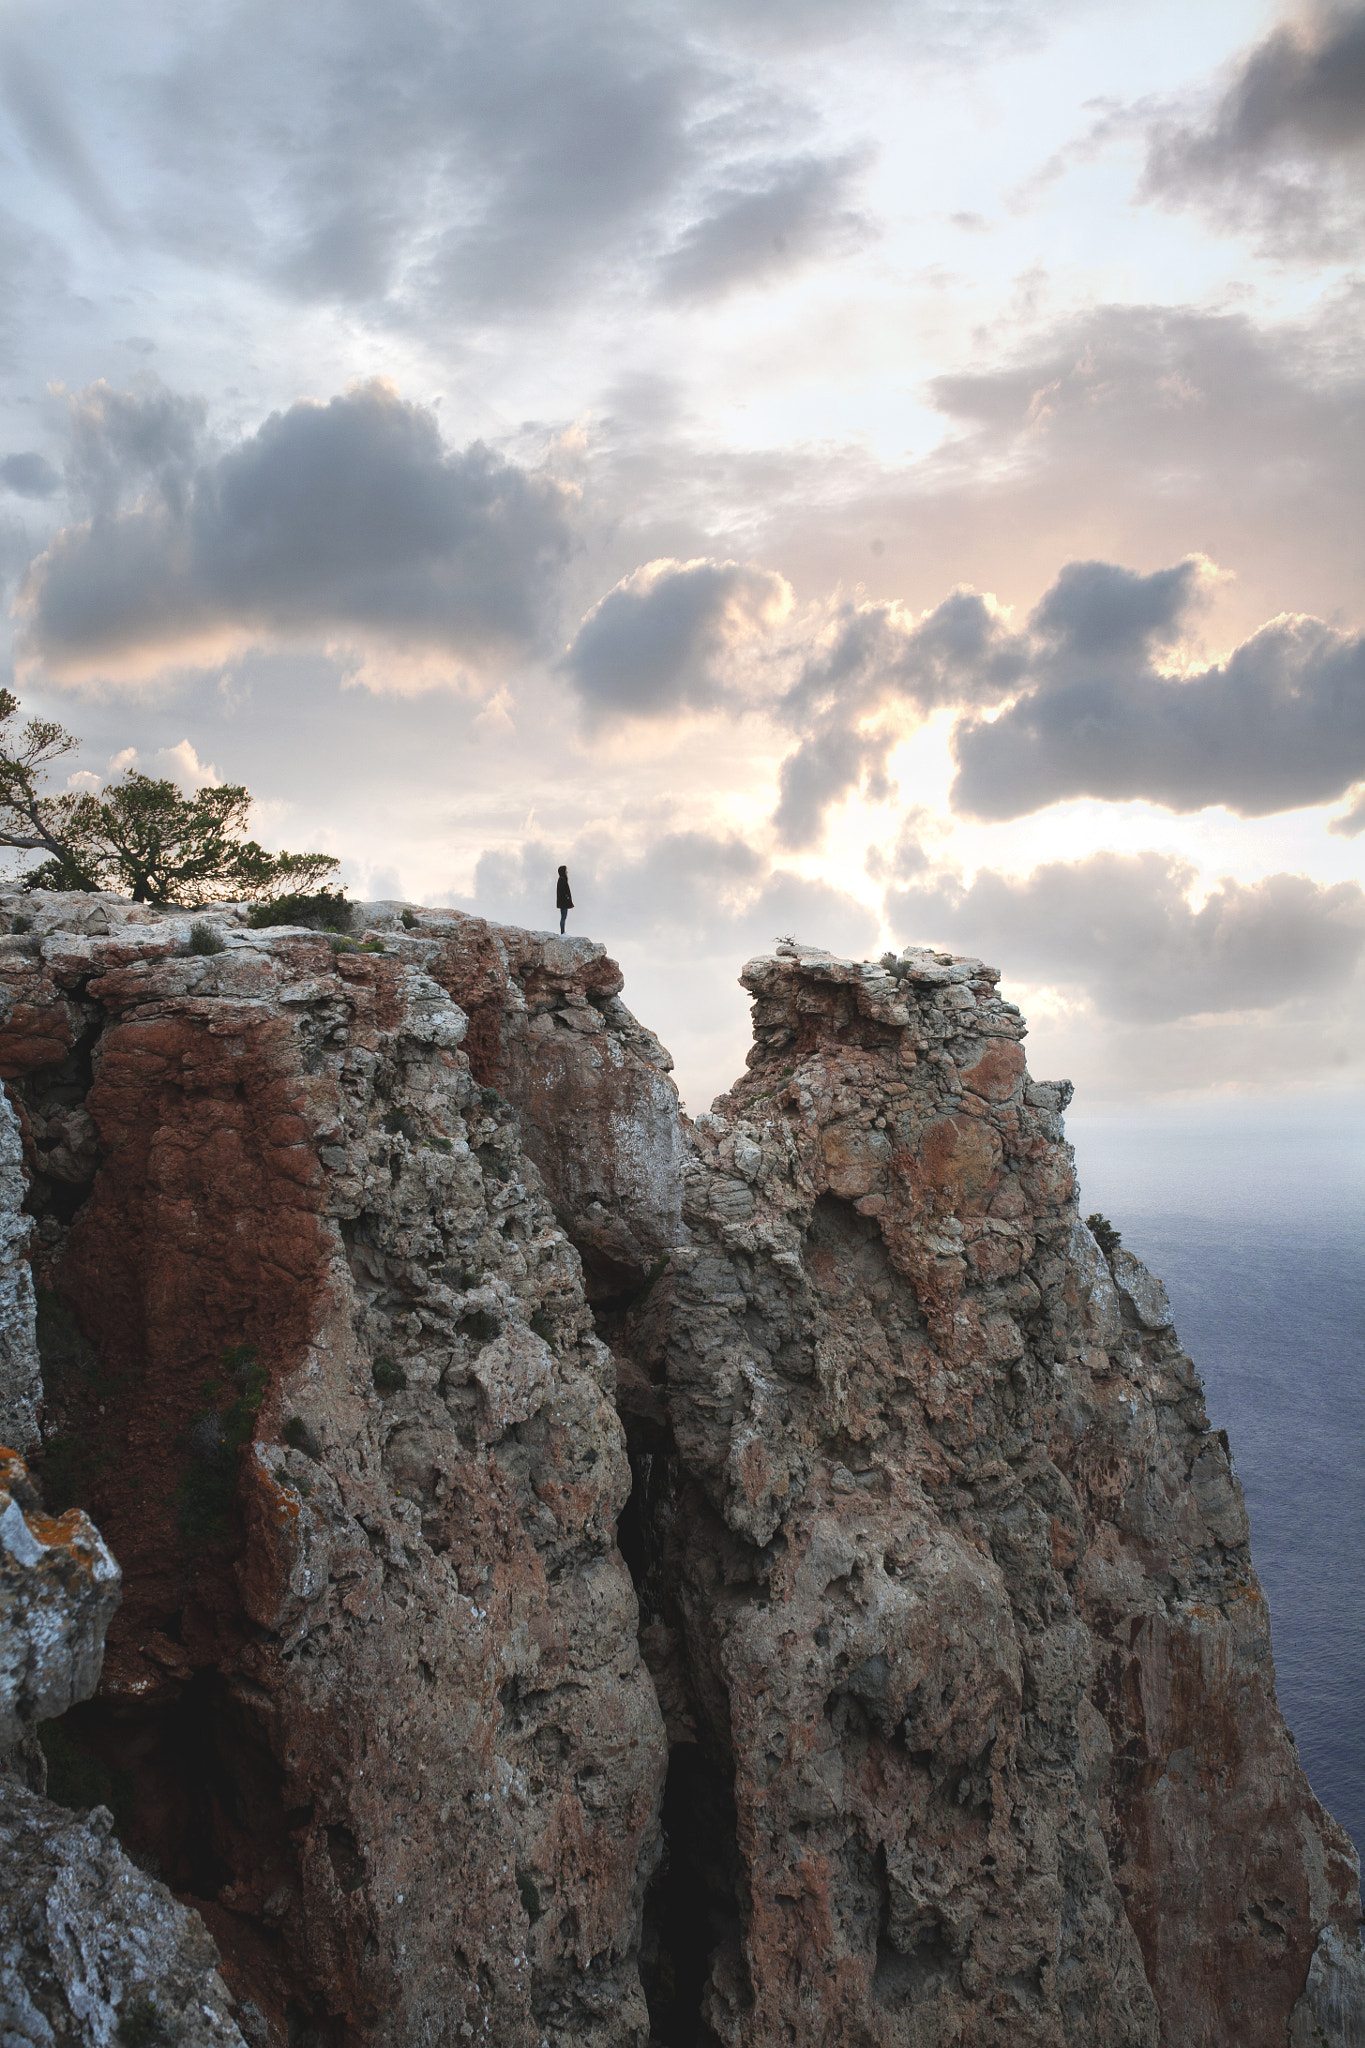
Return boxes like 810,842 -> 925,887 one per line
593,1286 -> 741,2048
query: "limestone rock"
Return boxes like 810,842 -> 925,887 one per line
375,905 -> 688,1295
0,1776 -> 247,2047
1290,1924 -> 1365,2046
0,1084 -> 41,1454
628,936 -> 1361,2048
0,897 -> 1357,2048
0,1445 -> 120,1749
0,895 -> 666,2048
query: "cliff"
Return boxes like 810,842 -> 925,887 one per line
0,895 -> 1358,2048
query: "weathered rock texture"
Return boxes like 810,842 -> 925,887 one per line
624,939 -> 1362,2048
1,1443 -> 120,1751
0,892 -> 666,2048
408,907 -> 686,1297
0,1081 -> 42,1453
0,897 -> 1358,2048
0,1771 -> 249,2048
0,1436 -> 247,2045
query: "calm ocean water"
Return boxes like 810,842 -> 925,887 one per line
1069,1106 -> 1365,1862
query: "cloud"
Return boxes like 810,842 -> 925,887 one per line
1329,784 -> 1365,837
768,550 -> 1365,838
1141,6 -> 1365,258
16,378 -> 577,684
886,850 -> 1365,1025
563,556 -> 791,721
771,585 -> 1027,846
155,738 -> 220,790
950,580 -> 1365,821
63,377 -> 205,518
755,301 -> 1363,650
657,153 -> 869,299
465,826 -> 878,957
0,451 -> 59,499
0,39 -> 126,240
41,0 -> 871,322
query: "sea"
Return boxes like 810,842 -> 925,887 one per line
1070,1102 -> 1365,1862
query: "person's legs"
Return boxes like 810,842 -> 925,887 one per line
560,907 -> 567,933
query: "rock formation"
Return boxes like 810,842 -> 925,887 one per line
1,1424 -> 246,2045
0,894 -> 1358,2047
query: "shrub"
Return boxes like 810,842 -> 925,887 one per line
372,1352 -> 407,1393
248,888 -> 353,932
1086,1213 -> 1122,1262
188,921 -> 224,955
283,1415 -> 309,1451
400,908 -> 418,929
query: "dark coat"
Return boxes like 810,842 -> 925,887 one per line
556,869 -> 573,910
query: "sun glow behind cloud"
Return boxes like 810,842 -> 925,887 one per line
0,0 -> 1361,1110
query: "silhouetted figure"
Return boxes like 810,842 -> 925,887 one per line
556,864 -> 573,935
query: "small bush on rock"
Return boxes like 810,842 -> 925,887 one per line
188,921 -> 224,955
248,888 -> 352,932
1087,1213 -> 1122,1261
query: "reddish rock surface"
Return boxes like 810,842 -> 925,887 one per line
626,940 -> 1361,2048
413,910 -> 685,1295
0,894 -> 665,2048
1,899 -> 1360,2048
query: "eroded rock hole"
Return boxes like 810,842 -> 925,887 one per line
40,1671 -> 287,1903
640,1743 -> 739,2048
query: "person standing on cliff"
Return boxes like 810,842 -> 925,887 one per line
556,864 -> 573,934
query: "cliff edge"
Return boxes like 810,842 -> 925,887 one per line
0,896 -> 1358,2047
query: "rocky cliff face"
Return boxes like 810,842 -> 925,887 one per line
0,897 -> 1358,2048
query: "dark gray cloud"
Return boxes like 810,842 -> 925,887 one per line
1141,6 -> 1365,257
772,585 -> 1028,846
63,377 -> 205,518
18,378 -> 575,678
7,0 -> 868,322
658,153 -> 868,299
0,451 -> 59,498
886,851 -> 1365,1024
771,550 -> 1365,839
563,556 -> 790,721
950,584 -> 1365,821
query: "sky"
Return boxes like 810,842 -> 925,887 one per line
1,0 -> 1363,1113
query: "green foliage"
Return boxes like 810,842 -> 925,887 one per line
0,690 -> 337,906
247,887 -> 352,931
283,1415 -> 309,1451
400,908 -> 418,929
1086,1212 -> 1122,1261
187,921 -> 225,955
10,913 -> 31,933
372,1352 -> 406,1394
